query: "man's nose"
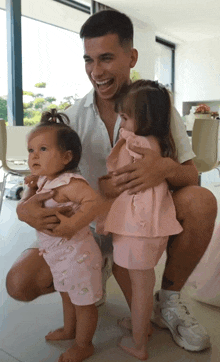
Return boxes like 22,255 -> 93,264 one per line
91,61 -> 103,79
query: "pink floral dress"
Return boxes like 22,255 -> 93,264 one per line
36,173 -> 103,306
100,129 -> 183,270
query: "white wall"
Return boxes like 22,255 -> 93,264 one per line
175,37 -> 220,115
133,27 -> 156,80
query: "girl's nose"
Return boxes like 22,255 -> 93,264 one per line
32,150 -> 39,158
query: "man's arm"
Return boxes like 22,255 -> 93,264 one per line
43,179 -> 107,239
17,188 -> 72,231
111,145 -> 198,195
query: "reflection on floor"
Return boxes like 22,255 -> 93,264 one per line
1,179 -> 220,361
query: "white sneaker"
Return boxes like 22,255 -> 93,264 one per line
151,291 -> 211,351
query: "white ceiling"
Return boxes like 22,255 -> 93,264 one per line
0,0 -> 219,44
101,0 -> 220,43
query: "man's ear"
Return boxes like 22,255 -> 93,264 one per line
63,150 -> 73,165
130,48 -> 138,68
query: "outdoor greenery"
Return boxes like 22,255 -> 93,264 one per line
1,82 -> 79,126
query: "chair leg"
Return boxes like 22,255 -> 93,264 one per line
0,172 -> 9,215
198,173 -> 201,186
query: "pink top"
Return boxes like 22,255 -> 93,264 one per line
103,129 -> 183,238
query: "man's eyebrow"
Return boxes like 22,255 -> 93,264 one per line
100,52 -> 114,57
83,52 -> 114,59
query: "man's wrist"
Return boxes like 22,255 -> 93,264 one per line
160,157 -> 179,180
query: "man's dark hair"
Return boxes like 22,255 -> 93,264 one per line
80,10 -> 133,47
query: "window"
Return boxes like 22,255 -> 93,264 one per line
21,16 -> 92,124
155,37 -> 175,92
53,0 -> 90,13
0,9 -> 8,122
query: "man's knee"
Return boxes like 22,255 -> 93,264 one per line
6,266 -> 38,302
173,185 -> 217,221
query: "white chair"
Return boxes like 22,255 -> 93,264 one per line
0,119 -> 33,213
192,118 -> 220,185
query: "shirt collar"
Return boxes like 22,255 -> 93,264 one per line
84,89 -> 95,107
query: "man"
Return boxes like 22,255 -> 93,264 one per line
7,10 -> 216,352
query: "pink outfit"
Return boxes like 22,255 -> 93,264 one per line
101,129 -> 183,270
36,173 -> 103,306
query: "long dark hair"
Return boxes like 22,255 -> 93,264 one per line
29,108 -> 82,172
116,80 -> 176,160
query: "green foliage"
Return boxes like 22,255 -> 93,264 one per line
23,102 -> 34,109
46,104 -> 58,110
24,111 -> 41,125
35,82 -> 46,88
0,97 -> 7,121
45,97 -> 56,103
21,82 -> 77,124
23,91 -> 34,97
23,108 -> 34,119
130,69 -> 141,82
33,97 -> 46,109
35,93 -> 44,98
58,102 -> 70,110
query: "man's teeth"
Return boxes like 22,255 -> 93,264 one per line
96,79 -> 111,85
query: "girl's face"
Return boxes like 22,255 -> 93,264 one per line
28,129 -> 71,180
119,112 -> 136,132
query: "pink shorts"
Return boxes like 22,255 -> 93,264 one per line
113,234 -> 168,270
39,228 -> 103,306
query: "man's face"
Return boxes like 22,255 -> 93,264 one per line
83,33 -> 137,101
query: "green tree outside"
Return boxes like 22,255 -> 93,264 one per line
1,82 -> 79,126
0,97 -> 8,121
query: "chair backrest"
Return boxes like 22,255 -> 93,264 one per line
0,119 -> 33,174
6,124 -> 34,161
192,118 -> 220,172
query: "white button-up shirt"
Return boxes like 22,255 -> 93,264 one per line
64,89 -> 195,191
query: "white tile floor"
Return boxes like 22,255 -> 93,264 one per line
1,178 -> 220,362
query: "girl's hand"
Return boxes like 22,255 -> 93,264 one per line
24,175 -> 39,189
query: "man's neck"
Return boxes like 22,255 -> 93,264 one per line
95,93 -> 118,146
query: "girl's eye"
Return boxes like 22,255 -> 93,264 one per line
40,146 -> 47,151
28,148 -> 34,153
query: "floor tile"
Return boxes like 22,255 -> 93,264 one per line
0,349 -> 22,362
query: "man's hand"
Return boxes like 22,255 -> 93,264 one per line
98,173 -> 121,199
112,144 -> 177,194
42,211 -> 74,239
17,191 -> 72,231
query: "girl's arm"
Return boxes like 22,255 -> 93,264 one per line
17,175 -> 39,205
44,178 -> 107,239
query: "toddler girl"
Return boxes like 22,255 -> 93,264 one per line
98,80 -> 183,360
23,109 -> 104,362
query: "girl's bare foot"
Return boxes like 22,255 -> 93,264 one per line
58,341 -> 94,362
45,327 -> 75,341
118,318 -> 154,336
118,336 -> 148,361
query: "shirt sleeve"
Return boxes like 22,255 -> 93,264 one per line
170,107 -> 196,164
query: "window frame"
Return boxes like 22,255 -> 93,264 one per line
155,36 -> 176,93
53,0 -> 90,14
